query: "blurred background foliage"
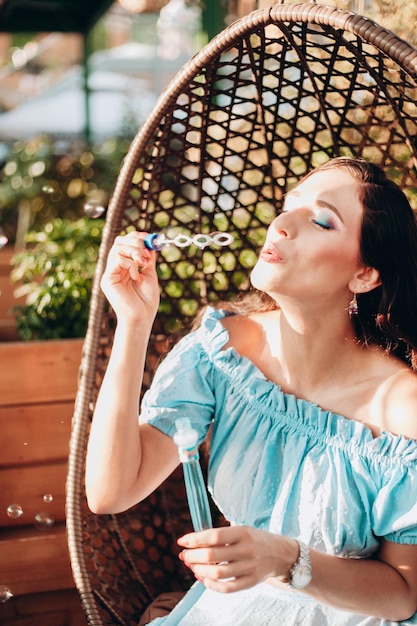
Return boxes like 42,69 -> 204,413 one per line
0,0 -> 416,340
329,0 -> 417,46
0,0 -> 416,250
0,134 -> 131,247
0,134 -> 125,339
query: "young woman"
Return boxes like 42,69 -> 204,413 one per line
86,157 -> 417,625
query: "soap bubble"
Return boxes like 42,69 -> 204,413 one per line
84,199 -> 105,218
0,229 -> 8,249
0,585 -> 13,603
43,493 -> 53,503
7,503 -> 23,519
34,511 -> 54,530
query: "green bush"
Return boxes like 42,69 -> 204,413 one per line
0,133 -> 132,340
11,217 -> 104,340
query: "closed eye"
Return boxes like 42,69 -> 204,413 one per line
312,219 -> 332,230
312,213 -> 335,230
282,201 -> 337,230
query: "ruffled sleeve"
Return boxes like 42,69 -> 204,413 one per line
140,307 -> 228,444
369,436 -> 417,545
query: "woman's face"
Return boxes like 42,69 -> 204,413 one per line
250,167 -> 365,307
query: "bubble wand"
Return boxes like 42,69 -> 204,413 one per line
144,231 -> 234,251
165,418 -> 230,624
173,417 -> 213,531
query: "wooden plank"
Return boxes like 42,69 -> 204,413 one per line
0,588 -> 87,626
0,402 -> 74,466
0,338 -> 83,406
0,524 -> 75,595
0,462 -> 66,528
0,319 -> 19,341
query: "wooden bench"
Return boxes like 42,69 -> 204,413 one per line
0,338 -> 87,626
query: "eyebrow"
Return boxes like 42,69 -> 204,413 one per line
285,190 -> 344,222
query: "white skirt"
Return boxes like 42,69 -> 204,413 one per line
151,581 -> 407,626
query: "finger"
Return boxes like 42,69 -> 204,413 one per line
114,241 -> 152,267
190,560 -> 258,593
104,250 -> 138,279
193,561 -> 238,581
107,236 -> 155,281
180,545 -> 235,568
200,572 -> 256,593
178,526 -> 239,549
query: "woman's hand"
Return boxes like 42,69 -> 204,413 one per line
177,525 -> 297,593
178,528 -> 417,621
100,231 -> 160,323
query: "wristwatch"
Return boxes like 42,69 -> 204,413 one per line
288,540 -> 313,590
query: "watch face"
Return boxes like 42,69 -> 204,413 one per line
292,563 -> 313,588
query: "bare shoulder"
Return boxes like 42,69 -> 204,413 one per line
221,312 -> 264,352
373,366 -> 417,439
220,309 -> 278,358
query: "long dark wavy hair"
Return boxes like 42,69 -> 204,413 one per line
197,157 -> 417,370
319,157 -> 417,370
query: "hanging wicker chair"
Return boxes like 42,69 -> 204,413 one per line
66,2 -> 417,625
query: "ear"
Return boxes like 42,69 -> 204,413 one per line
348,266 -> 381,294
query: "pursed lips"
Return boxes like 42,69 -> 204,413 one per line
259,243 -> 284,262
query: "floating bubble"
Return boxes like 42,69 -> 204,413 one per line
34,511 -> 54,530
0,229 -> 8,249
42,185 -> 55,194
0,585 -> 13,603
7,503 -> 23,519
43,493 -> 53,503
84,199 -> 105,218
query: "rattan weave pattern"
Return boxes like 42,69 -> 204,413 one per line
66,3 -> 417,625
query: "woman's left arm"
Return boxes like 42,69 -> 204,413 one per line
178,526 -> 417,622
304,537 -> 417,621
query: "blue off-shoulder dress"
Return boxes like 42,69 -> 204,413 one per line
140,307 -> 417,626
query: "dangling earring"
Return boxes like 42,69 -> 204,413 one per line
348,292 -> 358,315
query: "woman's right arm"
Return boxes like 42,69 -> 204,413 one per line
85,232 -> 180,514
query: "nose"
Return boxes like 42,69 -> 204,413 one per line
270,213 -> 291,239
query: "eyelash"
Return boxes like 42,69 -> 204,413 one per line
312,217 -> 334,230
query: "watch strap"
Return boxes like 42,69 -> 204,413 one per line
289,540 -> 312,590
